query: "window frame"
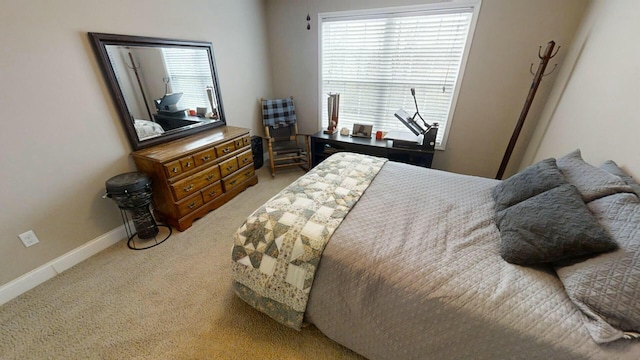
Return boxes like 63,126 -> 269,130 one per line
317,1 -> 481,150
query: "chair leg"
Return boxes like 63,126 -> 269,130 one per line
296,149 -> 305,172
304,135 -> 311,171
267,140 -> 276,177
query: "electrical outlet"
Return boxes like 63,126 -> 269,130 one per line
18,230 -> 40,247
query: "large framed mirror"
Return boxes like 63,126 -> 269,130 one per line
89,32 -> 226,150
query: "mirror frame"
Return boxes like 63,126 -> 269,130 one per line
88,32 -> 227,150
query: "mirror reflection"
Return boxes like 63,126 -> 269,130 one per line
105,44 -> 221,141
89,32 -> 227,150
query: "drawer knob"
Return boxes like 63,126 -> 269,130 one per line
208,191 -> 217,197
202,155 -> 211,161
185,162 -> 192,168
242,158 -> 249,163
183,184 -> 194,192
188,202 -> 197,209
245,171 -> 252,176
226,166 -> 234,171
230,180 -> 237,185
172,167 -> 179,173
223,148 -> 230,153
205,175 -> 215,181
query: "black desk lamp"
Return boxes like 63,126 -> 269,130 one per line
410,88 -> 431,133
395,88 -> 436,135
392,88 -> 439,150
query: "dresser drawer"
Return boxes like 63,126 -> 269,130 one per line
164,160 -> 183,178
237,150 -> 253,168
215,140 -> 236,157
180,156 -> 196,172
201,181 -> 223,203
219,157 -> 239,177
223,167 -> 255,192
176,193 -> 203,217
193,147 -> 217,167
170,166 -> 221,201
235,136 -> 251,149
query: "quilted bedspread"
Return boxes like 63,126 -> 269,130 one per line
231,153 -> 640,359
230,153 -> 386,329
305,160 -> 640,360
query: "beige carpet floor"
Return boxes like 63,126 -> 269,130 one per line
0,166 -> 364,360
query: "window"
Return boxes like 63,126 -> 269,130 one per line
320,2 -> 480,149
162,48 -> 216,111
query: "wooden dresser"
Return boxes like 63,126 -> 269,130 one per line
132,126 -> 258,231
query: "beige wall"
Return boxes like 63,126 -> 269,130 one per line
264,0 -> 588,178
0,0 -> 271,286
522,0 -> 640,178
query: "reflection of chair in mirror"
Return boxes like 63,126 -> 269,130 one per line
261,97 -> 310,177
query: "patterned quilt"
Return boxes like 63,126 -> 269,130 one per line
230,152 -> 387,329
305,160 -> 640,360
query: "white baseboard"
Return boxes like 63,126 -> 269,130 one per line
0,224 -> 127,306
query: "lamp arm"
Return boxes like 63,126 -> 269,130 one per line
413,112 -> 430,128
411,88 -> 431,132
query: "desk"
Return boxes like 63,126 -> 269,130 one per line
154,113 -> 216,131
310,131 -> 434,168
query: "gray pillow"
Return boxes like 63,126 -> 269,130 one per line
600,160 -> 640,197
496,184 -> 617,266
492,158 -> 566,211
556,193 -> 640,343
556,149 -> 632,202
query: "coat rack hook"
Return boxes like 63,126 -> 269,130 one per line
542,64 -> 558,77
529,63 -> 535,76
550,46 -> 561,58
125,53 -> 140,70
537,46 -> 544,59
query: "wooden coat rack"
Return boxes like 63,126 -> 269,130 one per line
495,41 -> 559,179
127,52 -> 153,121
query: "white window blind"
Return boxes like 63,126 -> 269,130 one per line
162,48 -> 216,111
321,5 -> 476,148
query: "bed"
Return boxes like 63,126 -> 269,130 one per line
133,119 -> 165,140
231,152 -> 640,359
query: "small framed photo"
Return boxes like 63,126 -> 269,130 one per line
351,122 -> 373,138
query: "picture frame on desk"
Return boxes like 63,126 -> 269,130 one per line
351,122 -> 373,138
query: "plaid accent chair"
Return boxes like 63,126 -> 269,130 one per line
261,97 -> 311,177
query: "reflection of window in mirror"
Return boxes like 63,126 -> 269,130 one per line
105,46 -> 218,122
89,32 -> 228,150
162,48 -> 216,114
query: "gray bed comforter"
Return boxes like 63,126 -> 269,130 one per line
305,161 -> 640,360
